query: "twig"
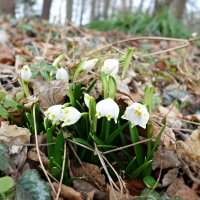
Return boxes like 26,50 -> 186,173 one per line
56,143 -> 67,200
154,113 -> 200,126
33,104 -> 57,197
68,142 -> 83,165
87,36 -> 190,56
103,138 -> 152,155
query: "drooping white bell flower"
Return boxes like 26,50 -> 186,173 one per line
44,105 -> 63,125
84,93 -> 91,108
60,107 -> 81,126
96,98 -> 119,123
122,102 -> 150,129
101,59 -> 119,76
56,67 -> 69,81
82,58 -> 98,71
21,65 -> 32,81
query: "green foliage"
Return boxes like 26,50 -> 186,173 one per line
0,91 -> 19,119
0,142 -> 11,172
30,60 -> 56,80
0,176 -> 15,199
15,169 -> 51,200
87,11 -> 191,38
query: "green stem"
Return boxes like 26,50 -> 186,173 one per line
105,120 -> 111,141
21,79 -> 30,97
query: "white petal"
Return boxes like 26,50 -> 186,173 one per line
21,65 -> 32,81
101,59 -> 119,76
84,93 -> 90,108
82,58 -> 98,71
96,98 -> 119,123
44,105 -> 63,124
60,107 -> 81,126
122,102 -> 150,128
56,67 -> 69,81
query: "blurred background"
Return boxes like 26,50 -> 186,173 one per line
0,0 -> 200,38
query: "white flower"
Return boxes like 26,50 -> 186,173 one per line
44,105 -> 63,125
101,59 -> 119,76
21,65 -> 32,81
82,58 -> 98,71
56,67 -> 69,81
122,103 -> 150,129
60,107 -> 81,126
96,98 -> 119,123
84,93 -> 91,108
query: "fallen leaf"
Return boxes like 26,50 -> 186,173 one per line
52,182 -> 83,200
108,186 -> 132,200
27,148 -> 49,169
32,80 -> 68,111
166,177 -> 189,197
176,128 -> 200,169
73,180 -> 108,200
0,47 -> 15,65
158,105 -> 182,128
162,168 -> 179,187
0,121 -> 30,154
175,189 -> 199,200
71,161 -> 106,191
124,179 -> 145,196
152,146 -> 180,170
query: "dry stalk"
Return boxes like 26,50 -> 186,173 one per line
56,143 -> 67,200
33,104 -> 57,197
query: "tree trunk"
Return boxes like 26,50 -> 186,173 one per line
80,0 -> 86,25
66,0 -> 73,22
103,0 -> 110,19
90,0 -> 96,22
129,0 -> 133,11
173,0 -> 186,19
0,0 -> 15,17
42,0 -> 52,20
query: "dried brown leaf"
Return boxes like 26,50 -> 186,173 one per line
32,80 -> 68,110
152,146 -> 180,170
166,177 -> 189,197
175,189 -> 199,200
0,121 -> 30,154
73,180 -> 108,200
71,162 -> 106,191
52,182 -> 83,200
162,168 -> 179,187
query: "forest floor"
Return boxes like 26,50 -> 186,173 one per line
0,17 -> 200,200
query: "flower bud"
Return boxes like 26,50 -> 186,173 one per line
21,65 -> 32,81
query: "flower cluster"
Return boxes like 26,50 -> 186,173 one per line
44,105 -> 81,127
45,94 -> 149,129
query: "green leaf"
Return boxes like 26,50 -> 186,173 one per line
143,176 -> 161,189
121,48 -> 134,79
108,75 -> 117,99
106,122 -> 129,144
129,124 -> 143,166
148,124 -> 166,160
125,157 -> 137,176
46,127 -> 55,159
89,97 -> 97,132
143,86 -> 154,114
73,138 -> 93,148
130,160 -> 152,179
0,176 -> 14,193
0,91 -> 6,101
54,132 -> 64,167
72,58 -> 87,83
0,105 -> 8,119
52,54 -> 65,67
16,169 -> 51,200
101,72 -> 108,98
86,79 -> 97,93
